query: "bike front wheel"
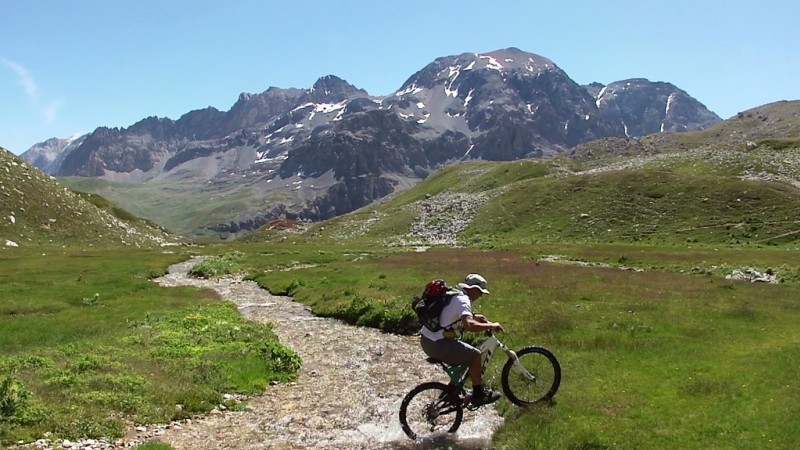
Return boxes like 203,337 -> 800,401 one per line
501,346 -> 561,406
399,381 -> 464,440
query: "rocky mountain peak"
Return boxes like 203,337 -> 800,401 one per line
223,86 -> 306,134
303,75 -> 369,104
127,115 -> 174,132
592,78 -> 720,134
396,48 -> 561,95
20,134 -> 87,175
477,47 -> 558,74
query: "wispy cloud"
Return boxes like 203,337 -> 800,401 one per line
1,57 -> 39,99
44,100 -> 64,124
2,57 -> 64,124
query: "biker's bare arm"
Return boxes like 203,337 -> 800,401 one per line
461,315 -> 503,333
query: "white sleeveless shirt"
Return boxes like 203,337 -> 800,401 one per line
419,292 -> 472,341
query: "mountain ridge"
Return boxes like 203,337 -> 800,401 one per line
20,47 -> 725,238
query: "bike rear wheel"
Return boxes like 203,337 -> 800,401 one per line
399,381 -> 464,440
501,346 -> 561,406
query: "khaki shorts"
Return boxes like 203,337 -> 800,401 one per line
420,335 -> 480,366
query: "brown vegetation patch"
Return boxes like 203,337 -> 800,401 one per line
267,219 -> 299,230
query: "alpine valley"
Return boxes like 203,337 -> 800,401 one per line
21,48 -> 722,239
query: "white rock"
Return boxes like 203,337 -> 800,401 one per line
5,240 -> 18,247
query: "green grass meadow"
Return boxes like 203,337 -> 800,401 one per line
2,239 -> 798,448
0,247 -> 300,445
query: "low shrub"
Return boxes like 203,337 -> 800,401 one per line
0,376 -> 48,426
188,251 -> 245,279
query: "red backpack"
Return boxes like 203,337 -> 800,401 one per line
411,279 -> 457,331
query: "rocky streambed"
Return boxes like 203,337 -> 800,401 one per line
140,258 -> 501,449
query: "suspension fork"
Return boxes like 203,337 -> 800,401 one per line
496,339 -> 537,382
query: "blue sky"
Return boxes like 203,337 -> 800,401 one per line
2,0 -> 798,155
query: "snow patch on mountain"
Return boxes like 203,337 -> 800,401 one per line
479,54 -> 504,71
396,84 -> 423,96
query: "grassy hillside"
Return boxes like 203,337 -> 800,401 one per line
246,156 -> 800,250
463,169 -> 800,246
0,147 -> 178,248
59,175 -> 280,241
569,100 -> 800,161
292,103 -> 799,248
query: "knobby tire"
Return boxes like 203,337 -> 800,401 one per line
501,346 -> 561,406
399,381 -> 464,440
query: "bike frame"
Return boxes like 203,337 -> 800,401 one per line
448,332 -> 536,386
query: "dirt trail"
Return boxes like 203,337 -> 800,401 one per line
143,258 -> 501,449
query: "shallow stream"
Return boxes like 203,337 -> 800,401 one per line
145,258 -> 501,449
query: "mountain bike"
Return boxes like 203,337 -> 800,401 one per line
399,331 -> 561,440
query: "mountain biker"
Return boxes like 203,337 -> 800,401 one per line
419,273 -> 504,406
